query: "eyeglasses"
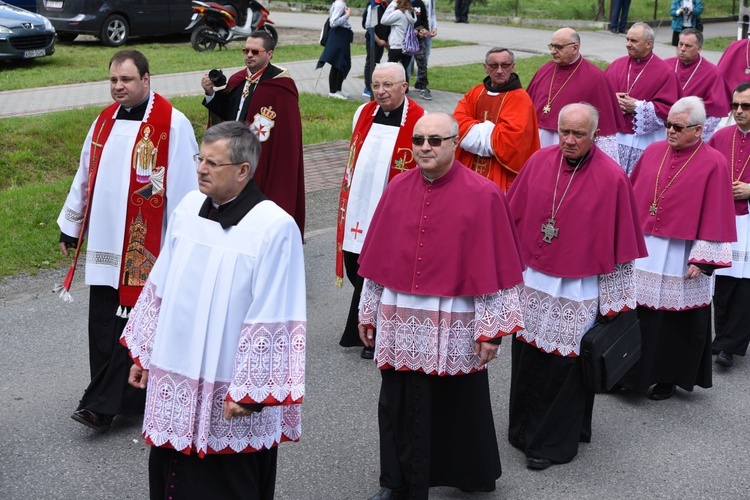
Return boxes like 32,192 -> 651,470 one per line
241,48 -> 267,56
548,42 -> 576,51
731,102 -> 750,111
485,62 -> 513,70
664,121 -> 699,133
194,154 -> 242,168
411,135 -> 457,147
371,81 -> 405,91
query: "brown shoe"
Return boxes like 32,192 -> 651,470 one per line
71,408 -> 113,432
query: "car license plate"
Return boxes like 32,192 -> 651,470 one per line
45,0 -> 63,8
24,49 -> 46,58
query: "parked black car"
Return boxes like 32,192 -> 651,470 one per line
5,0 -> 35,12
0,1 -> 55,61
36,0 -> 195,46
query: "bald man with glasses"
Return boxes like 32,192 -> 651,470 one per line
453,46 -> 539,192
527,28 -> 623,163
358,112 -> 525,499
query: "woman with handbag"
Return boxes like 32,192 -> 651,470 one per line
670,0 -> 703,46
381,0 -> 417,82
317,0 -> 354,99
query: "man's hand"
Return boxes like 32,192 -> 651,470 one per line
474,341 -> 499,367
128,364 -> 149,389
732,180 -> 750,200
223,400 -> 256,419
59,242 -> 70,257
616,92 -> 637,115
430,28 -> 437,38
200,73 -> 215,96
685,264 -> 702,279
359,324 -> 376,348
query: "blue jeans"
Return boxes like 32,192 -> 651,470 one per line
610,0 -> 632,32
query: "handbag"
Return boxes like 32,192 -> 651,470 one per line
580,309 -> 641,394
320,18 -> 331,47
402,24 -> 420,56
695,17 -> 704,32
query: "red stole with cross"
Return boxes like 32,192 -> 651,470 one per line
58,94 -> 173,308
335,99 -> 424,287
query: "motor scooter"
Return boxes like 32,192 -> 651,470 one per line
186,0 -> 277,51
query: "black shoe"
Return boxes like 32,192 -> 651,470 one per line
618,29 -> 626,34
71,408 -> 113,432
648,383 -> 675,401
367,487 -> 406,500
716,351 -> 734,368
526,457 -> 552,470
361,346 -> 375,359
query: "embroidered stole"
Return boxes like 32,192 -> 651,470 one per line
335,101 -> 422,287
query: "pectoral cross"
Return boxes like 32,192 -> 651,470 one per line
649,203 -> 657,216
543,104 -> 552,114
541,218 -> 559,243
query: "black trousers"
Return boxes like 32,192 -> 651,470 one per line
713,276 -> 750,356
378,369 -> 501,499
508,337 -> 594,464
149,446 -> 278,500
621,306 -> 712,393
77,285 -> 145,415
339,250 -> 365,347
454,0 -> 472,22
329,66 -> 345,93
364,31 -> 385,92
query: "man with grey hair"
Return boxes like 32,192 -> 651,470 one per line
605,21 -> 680,175
665,28 -> 731,141
336,62 -> 425,358
454,47 -> 539,192
527,28 -> 623,162
507,102 -> 645,470
122,120 -> 307,498
623,96 -> 736,400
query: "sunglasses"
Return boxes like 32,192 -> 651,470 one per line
664,121 -> 699,133
241,48 -> 267,56
731,102 -> 750,111
412,135 -> 457,147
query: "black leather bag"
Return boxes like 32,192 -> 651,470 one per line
580,309 -> 641,393
320,19 -> 331,46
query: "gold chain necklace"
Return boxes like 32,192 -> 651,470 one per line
626,52 -> 654,95
543,57 -> 584,114
541,154 -> 583,243
650,142 -> 702,216
730,128 -> 750,182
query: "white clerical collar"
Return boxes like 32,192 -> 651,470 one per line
739,126 -> 750,136
212,195 -> 239,209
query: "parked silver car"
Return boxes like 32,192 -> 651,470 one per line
0,1 -> 55,61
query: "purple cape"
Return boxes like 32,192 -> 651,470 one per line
630,139 -> 737,242
709,125 -> 750,215
357,160 -> 525,296
507,145 -> 647,278
604,53 -> 680,133
664,56 -> 731,117
717,39 -> 750,93
526,57 -> 623,135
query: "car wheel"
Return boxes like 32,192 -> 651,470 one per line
100,14 -> 129,47
260,25 -> 277,44
191,26 -> 218,51
57,32 -> 78,42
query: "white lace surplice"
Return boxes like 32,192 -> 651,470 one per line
538,128 -> 620,165
517,262 -> 636,357
359,279 -> 524,375
716,213 -> 750,279
636,234 -> 732,310
121,192 -> 306,457
617,101 -> 666,175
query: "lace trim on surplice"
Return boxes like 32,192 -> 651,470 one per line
359,278 -> 384,326
599,261 -> 637,316
474,284 -> 524,341
636,268 -> 714,310
121,279 -> 160,368
143,366 -> 302,456
228,321 -> 306,405
689,240 -> 732,266
634,100 -> 663,135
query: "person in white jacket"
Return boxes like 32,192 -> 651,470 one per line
381,0 -> 416,84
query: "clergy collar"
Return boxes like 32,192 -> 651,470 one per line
420,159 -> 460,185
672,137 -> 702,154
679,55 -> 701,67
738,126 -> 750,136
116,95 -> 150,121
198,179 -> 267,228
376,100 -> 405,126
562,147 -> 594,172
483,73 -> 522,93
558,54 -> 581,69
631,51 -> 654,64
